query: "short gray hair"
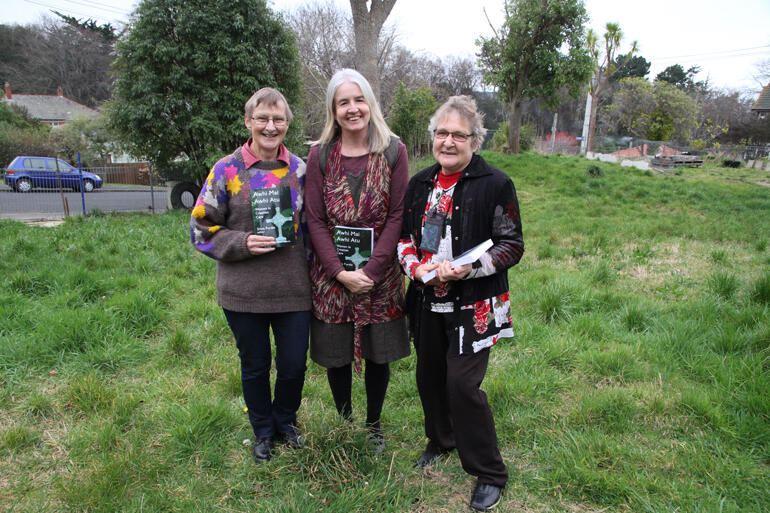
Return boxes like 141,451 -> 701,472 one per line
244,87 -> 293,123
428,95 -> 487,151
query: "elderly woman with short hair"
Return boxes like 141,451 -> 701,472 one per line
397,95 -> 524,511
191,87 -> 311,464
305,69 -> 409,453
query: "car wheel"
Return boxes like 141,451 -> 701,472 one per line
15,178 -> 32,193
170,181 -> 200,210
83,179 -> 95,193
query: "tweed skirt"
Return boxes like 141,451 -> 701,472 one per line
310,316 -> 410,368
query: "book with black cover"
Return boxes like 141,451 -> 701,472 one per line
250,186 -> 295,247
333,225 -> 374,271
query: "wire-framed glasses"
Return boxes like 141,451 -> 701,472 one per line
251,115 -> 287,127
434,129 -> 472,142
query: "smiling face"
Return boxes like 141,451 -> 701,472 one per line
333,82 -> 371,137
244,101 -> 289,160
432,111 -> 475,175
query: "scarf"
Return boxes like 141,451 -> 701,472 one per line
309,142 -> 405,372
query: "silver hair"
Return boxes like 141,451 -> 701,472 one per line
244,87 -> 293,122
428,95 -> 487,151
317,68 -> 393,153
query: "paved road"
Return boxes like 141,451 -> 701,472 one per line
0,185 -> 169,219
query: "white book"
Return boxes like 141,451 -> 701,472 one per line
420,239 -> 493,283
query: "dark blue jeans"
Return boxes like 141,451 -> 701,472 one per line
223,309 -> 310,439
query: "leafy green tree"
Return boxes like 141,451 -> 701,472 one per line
655,64 -> 708,95
52,11 -> 119,43
492,120 -> 535,152
611,53 -> 650,82
602,77 -> 698,144
0,102 -> 53,165
655,64 -> 688,87
49,116 -> 114,167
477,0 -> 593,153
108,0 -> 302,182
584,22 -> 637,152
388,82 -> 438,158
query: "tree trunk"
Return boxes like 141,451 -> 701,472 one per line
508,100 -> 522,154
349,0 -> 396,99
586,90 -> 599,152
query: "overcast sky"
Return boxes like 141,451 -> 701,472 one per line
4,0 -> 769,92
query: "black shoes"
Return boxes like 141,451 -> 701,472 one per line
252,429 -> 304,463
252,437 -> 273,464
414,441 -> 452,468
470,482 -> 503,511
278,428 -> 304,449
367,427 -> 385,455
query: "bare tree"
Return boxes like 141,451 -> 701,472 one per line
753,58 -> 770,89
287,1 -> 482,135
443,58 -> 480,97
287,2 -> 355,136
349,0 -> 397,98
0,17 -> 115,107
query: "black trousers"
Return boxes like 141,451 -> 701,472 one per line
223,309 -> 310,439
416,309 -> 508,487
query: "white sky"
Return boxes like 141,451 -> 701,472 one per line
3,0 -> 769,92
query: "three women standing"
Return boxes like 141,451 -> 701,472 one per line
305,69 -> 410,451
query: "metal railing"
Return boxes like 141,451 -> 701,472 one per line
0,164 -> 169,221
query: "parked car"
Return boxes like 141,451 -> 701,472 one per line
4,156 -> 103,193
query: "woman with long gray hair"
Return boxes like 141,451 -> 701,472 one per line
305,69 -> 409,453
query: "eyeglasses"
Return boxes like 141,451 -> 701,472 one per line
434,130 -> 473,142
251,115 -> 287,128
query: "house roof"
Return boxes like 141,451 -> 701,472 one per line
752,84 -> 770,112
2,93 -> 99,122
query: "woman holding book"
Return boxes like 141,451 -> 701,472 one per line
190,87 -> 310,464
397,95 -> 524,511
305,68 -> 409,452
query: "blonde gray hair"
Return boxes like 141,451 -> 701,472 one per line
317,69 -> 393,153
428,95 -> 487,151
244,87 -> 293,122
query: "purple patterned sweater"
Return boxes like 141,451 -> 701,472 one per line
190,141 -> 312,313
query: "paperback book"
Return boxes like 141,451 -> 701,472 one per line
333,225 -> 374,271
420,238 -> 493,283
250,186 -> 295,247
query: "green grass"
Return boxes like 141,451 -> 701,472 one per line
1,152 -> 768,512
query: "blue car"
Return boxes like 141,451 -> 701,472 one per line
4,156 -> 103,193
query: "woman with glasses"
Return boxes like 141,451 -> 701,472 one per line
191,87 -> 311,464
397,95 -> 524,512
305,69 -> 409,453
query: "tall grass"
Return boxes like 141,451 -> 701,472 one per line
1,153 -> 768,512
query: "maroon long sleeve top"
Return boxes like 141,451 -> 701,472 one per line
305,141 -> 408,283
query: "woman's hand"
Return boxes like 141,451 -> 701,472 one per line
246,234 -> 276,255
336,269 -> 374,294
414,263 -> 440,286
437,260 -> 471,282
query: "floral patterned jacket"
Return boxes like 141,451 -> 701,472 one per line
397,153 -> 524,355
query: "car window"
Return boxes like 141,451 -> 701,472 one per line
25,158 -> 48,169
56,160 -> 75,171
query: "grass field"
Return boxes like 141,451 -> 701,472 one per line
1,152 -> 768,512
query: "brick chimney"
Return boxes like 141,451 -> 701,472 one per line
57,85 -> 63,97
4,82 -> 11,99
